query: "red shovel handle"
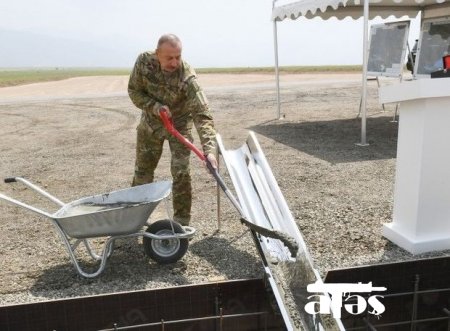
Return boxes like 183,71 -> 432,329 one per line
159,109 -> 227,192
159,109 -> 206,161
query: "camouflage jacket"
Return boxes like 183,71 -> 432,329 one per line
128,51 -> 216,155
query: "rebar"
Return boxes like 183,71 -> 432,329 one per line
97,311 -> 268,331
411,274 -> 420,331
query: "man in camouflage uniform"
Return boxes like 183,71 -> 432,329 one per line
128,34 -> 217,226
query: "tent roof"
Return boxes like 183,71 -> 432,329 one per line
272,0 -> 450,21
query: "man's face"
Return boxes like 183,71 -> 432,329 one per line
156,43 -> 182,73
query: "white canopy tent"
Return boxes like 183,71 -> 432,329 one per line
272,0 -> 450,145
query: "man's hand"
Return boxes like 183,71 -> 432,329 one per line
206,153 -> 218,169
157,105 -> 172,118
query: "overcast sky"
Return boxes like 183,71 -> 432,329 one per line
0,0 -> 420,68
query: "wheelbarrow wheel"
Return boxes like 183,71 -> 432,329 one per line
143,219 -> 188,264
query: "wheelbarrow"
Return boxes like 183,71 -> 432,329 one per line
0,177 -> 195,278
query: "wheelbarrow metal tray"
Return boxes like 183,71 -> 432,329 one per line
53,181 -> 172,239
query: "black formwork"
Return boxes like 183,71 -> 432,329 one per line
0,278 -> 286,331
324,256 -> 450,331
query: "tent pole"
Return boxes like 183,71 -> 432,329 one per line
358,0 -> 370,146
273,2 -> 282,120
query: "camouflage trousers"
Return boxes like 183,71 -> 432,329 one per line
132,118 -> 193,226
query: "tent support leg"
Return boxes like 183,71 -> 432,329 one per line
357,0 -> 370,146
273,1 -> 282,120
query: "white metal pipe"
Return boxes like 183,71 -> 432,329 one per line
273,0 -> 282,120
359,0 -> 370,146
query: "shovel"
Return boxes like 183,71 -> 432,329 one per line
159,109 -> 298,257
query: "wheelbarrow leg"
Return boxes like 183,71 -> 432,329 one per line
79,239 -> 114,261
52,220 -> 116,278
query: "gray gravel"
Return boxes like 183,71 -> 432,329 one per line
1,73 -> 449,308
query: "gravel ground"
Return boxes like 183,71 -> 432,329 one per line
1,73 -> 449,308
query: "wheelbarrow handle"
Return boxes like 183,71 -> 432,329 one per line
3,176 -> 65,207
0,192 -> 54,218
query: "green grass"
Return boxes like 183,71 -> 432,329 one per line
0,68 -> 131,88
196,65 -> 362,74
0,65 -> 362,88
